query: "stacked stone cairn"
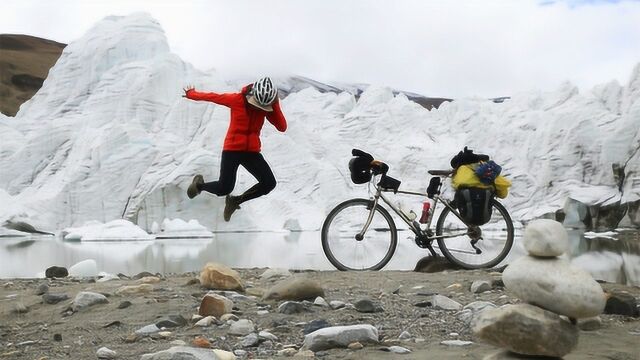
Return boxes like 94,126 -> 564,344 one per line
473,219 -> 607,358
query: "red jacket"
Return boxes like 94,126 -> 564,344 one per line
185,85 -> 287,152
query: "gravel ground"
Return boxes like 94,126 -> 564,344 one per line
1,267 -> 639,359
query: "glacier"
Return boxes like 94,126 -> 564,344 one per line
0,13 -> 639,235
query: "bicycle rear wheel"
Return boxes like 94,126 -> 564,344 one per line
321,198 -> 398,271
436,200 -> 514,269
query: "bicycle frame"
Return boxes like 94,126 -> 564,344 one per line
357,175 -> 471,242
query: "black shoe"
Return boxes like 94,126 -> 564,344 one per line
187,175 -> 204,199
223,195 -> 241,222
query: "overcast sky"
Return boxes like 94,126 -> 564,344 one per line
2,0 -> 640,98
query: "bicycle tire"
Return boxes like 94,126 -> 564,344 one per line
436,199 -> 514,269
321,198 -> 398,271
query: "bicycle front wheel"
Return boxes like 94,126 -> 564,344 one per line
321,198 -> 398,271
436,200 -> 514,269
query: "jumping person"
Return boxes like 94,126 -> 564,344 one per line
183,77 -> 287,221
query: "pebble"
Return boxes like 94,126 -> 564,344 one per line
43,293 -> 69,304
228,319 -> 255,336
115,284 -> 153,296
192,336 -> 211,348
117,301 -> 132,309
278,301 -> 308,314
195,316 -> 216,327
382,345 -> 412,354
353,298 -> 384,313
441,340 -> 473,346
241,333 -> 259,347
35,283 -> 49,295
277,348 -> 297,356
398,330 -> 412,340
135,324 -> 160,336
96,347 -> 117,359
170,340 -> 187,346
313,296 -> 329,307
348,342 -> 364,350
295,350 -> 315,357
258,331 -> 278,342
303,319 -> 331,335
329,300 -> 346,309
471,280 -> 492,293
220,314 -> 239,322
53,334 -> 62,342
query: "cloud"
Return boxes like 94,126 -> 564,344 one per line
1,0 -> 639,98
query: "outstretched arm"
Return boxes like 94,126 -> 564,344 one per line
266,100 -> 287,132
183,86 -> 237,107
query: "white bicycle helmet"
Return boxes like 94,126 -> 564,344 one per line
252,77 -> 278,106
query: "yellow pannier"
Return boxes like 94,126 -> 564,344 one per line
452,164 -> 511,199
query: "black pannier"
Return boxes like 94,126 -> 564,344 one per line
455,188 -> 494,226
349,149 -> 374,184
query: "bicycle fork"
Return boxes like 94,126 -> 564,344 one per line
355,194 -> 381,241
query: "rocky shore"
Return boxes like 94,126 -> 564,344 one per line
1,262 -> 639,360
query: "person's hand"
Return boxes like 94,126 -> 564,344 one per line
182,85 -> 195,97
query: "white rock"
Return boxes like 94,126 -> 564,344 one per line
97,272 -> 119,283
213,349 -> 237,360
96,347 -> 117,359
386,345 -> 412,353
503,256 -> 606,319
398,330 -> 412,340
228,319 -> 255,336
423,294 -> 462,311
313,296 -> 329,307
522,219 -> 568,257
258,331 -> 278,342
441,340 -> 473,346
68,259 -> 98,277
302,324 -> 378,351
195,316 -> 216,327
135,324 -> 161,336
170,340 -> 187,346
141,346 -> 218,360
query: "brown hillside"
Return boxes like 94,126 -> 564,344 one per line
0,34 -> 65,116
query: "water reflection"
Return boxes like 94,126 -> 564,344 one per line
0,230 -> 638,286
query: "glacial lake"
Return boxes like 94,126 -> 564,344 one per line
1,230 -> 638,286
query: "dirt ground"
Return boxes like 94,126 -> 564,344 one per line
1,268 -> 638,360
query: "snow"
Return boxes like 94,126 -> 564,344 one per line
0,13 -> 639,234
62,219 -> 154,241
153,218 -> 212,238
584,231 -> 618,240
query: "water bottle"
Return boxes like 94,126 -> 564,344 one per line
419,200 -> 432,224
398,202 -> 417,221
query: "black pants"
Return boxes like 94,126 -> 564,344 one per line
198,151 -> 276,204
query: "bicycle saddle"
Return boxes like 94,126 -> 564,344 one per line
428,169 -> 454,176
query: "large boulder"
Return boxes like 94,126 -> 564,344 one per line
522,219 -> 568,257
45,266 -> 68,278
302,324 -> 379,351
503,256 -> 606,319
68,259 -> 98,277
473,304 -> 579,358
262,276 -> 324,301
199,263 -> 244,291
199,293 -> 233,317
